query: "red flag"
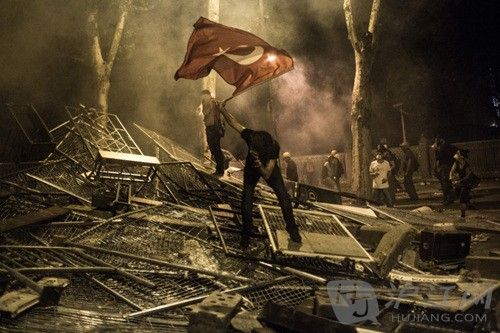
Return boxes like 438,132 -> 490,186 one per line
175,17 -> 294,97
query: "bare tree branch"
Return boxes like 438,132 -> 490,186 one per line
87,8 -> 105,76
368,0 -> 382,47
343,0 -> 361,52
105,0 -> 130,77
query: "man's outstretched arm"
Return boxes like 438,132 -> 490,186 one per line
220,105 -> 245,133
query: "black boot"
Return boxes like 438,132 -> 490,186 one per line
288,228 -> 302,243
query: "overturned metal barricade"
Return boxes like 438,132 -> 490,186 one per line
259,205 -> 374,263
134,123 -> 214,172
66,106 -> 143,158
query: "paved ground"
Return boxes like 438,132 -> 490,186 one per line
394,179 -> 500,257
338,177 -> 500,258
395,179 -> 500,218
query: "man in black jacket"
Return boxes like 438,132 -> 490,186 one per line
432,137 -> 458,205
220,106 -> 301,248
400,142 -> 419,201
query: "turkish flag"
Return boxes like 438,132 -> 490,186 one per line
175,17 -> 294,97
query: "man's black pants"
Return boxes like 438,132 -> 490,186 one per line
373,188 -> 393,207
436,166 -> 454,203
205,126 -> 224,174
241,165 -> 299,239
403,171 -> 419,200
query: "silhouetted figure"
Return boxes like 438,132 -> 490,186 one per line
400,142 -> 419,201
377,144 -> 401,202
418,134 -> 431,184
220,105 -> 301,248
432,137 -> 458,205
321,150 -> 343,192
449,149 -> 480,218
370,152 -> 393,207
282,152 -> 298,182
304,158 -> 316,185
200,90 -> 225,176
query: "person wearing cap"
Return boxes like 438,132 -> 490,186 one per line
200,90 -> 225,176
219,104 -> 302,248
449,149 -> 480,218
400,142 -> 419,201
321,150 -> 343,192
282,152 -> 298,182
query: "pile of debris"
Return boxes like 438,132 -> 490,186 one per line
0,105 -> 498,332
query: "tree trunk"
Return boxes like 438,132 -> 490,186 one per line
344,0 -> 381,199
203,0 -> 219,96
97,78 -> 110,116
350,51 -> 373,198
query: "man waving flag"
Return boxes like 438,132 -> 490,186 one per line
175,17 -> 294,97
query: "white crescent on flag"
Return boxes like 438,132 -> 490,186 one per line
213,45 -> 265,65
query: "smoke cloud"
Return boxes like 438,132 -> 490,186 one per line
1,0 -> 491,160
274,58 -> 351,155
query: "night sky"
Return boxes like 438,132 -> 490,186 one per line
0,0 -> 498,157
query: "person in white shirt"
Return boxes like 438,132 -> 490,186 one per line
369,153 -> 393,207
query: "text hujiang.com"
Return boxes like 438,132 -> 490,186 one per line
391,313 -> 487,324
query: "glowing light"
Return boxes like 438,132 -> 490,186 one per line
266,54 -> 277,62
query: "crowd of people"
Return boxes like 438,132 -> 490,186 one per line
368,137 -> 479,218
198,90 -> 480,248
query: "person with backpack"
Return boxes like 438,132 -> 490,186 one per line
400,142 -> 419,201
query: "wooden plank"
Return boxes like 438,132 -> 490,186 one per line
0,206 -> 70,232
98,150 -> 160,165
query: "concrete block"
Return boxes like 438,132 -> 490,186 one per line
230,310 -> 263,333
373,224 -> 417,278
188,292 -> 242,333
0,288 -> 39,318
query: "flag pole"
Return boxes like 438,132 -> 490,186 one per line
222,95 -> 234,105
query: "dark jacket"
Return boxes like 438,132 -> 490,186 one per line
321,158 -> 343,180
435,143 -> 458,171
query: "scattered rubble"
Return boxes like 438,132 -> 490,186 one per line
0,105 -> 498,332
